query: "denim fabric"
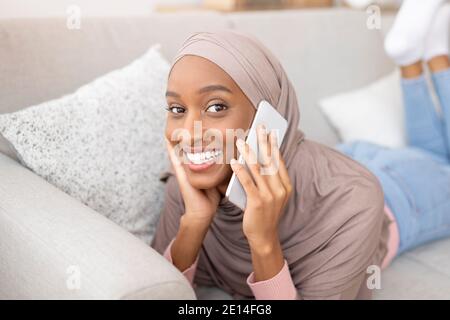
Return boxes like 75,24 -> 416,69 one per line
335,69 -> 450,255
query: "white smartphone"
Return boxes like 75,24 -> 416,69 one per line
225,100 -> 288,210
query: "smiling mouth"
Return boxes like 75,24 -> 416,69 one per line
184,149 -> 223,165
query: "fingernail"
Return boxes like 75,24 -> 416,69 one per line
236,139 -> 245,148
258,124 -> 266,131
230,158 -> 237,166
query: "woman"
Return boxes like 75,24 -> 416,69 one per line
151,29 -> 391,300
336,4 -> 450,260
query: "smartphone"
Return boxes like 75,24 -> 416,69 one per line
225,100 -> 288,210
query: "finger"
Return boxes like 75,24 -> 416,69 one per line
269,131 -> 290,189
253,125 -> 286,203
258,131 -> 288,209
268,132 -> 292,209
236,138 -> 269,193
244,129 -> 286,212
230,158 -> 259,199
257,124 -> 271,167
260,130 -> 282,180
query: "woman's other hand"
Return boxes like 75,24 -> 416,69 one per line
165,138 -> 221,272
166,138 -> 221,228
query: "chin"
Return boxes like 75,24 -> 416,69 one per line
185,163 -> 231,190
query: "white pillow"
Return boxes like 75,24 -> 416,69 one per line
0,44 -> 170,244
319,70 -> 406,148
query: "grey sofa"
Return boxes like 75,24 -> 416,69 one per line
1,8 -> 450,299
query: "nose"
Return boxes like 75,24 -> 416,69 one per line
179,110 -> 203,147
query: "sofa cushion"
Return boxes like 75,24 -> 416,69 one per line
0,45 -> 170,244
319,70 -> 406,148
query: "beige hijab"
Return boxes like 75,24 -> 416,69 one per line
151,30 -> 389,299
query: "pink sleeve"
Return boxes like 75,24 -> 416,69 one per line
163,238 -> 199,285
247,259 -> 299,300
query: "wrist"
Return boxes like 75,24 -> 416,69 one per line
179,214 -> 211,241
181,213 -> 212,231
249,235 -> 284,282
248,233 -> 281,257
171,215 -> 210,272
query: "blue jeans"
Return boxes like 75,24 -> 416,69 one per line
335,69 -> 450,255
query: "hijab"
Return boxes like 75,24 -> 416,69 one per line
151,29 -> 389,299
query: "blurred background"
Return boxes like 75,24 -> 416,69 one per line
0,0 -> 401,18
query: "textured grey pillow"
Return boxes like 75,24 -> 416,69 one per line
0,44 -> 170,244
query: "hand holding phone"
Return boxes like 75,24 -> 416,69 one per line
225,100 -> 288,210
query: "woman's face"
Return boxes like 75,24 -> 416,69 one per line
165,55 -> 255,192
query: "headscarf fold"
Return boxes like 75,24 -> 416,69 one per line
152,30 -> 389,299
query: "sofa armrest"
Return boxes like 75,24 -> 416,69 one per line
0,153 -> 196,299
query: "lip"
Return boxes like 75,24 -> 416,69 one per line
182,148 -> 222,172
186,159 -> 217,172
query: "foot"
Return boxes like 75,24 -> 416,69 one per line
343,0 -> 373,9
424,3 -> 450,62
384,0 -> 445,66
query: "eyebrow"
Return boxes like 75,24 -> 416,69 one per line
165,84 -> 232,98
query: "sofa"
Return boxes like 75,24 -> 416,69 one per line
1,8 -> 450,299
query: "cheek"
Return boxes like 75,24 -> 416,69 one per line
165,118 -> 179,141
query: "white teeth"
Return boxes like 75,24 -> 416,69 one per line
185,150 -> 222,164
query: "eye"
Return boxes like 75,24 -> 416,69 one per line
166,105 -> 186,114
206,104 -> 228,113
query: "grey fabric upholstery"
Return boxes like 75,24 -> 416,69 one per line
0,153 -> 196,299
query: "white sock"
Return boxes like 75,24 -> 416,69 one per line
424,3 -> 450,62
384,0 -> 445,66
344,0 -> 402,10
343,0 -> 373,9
